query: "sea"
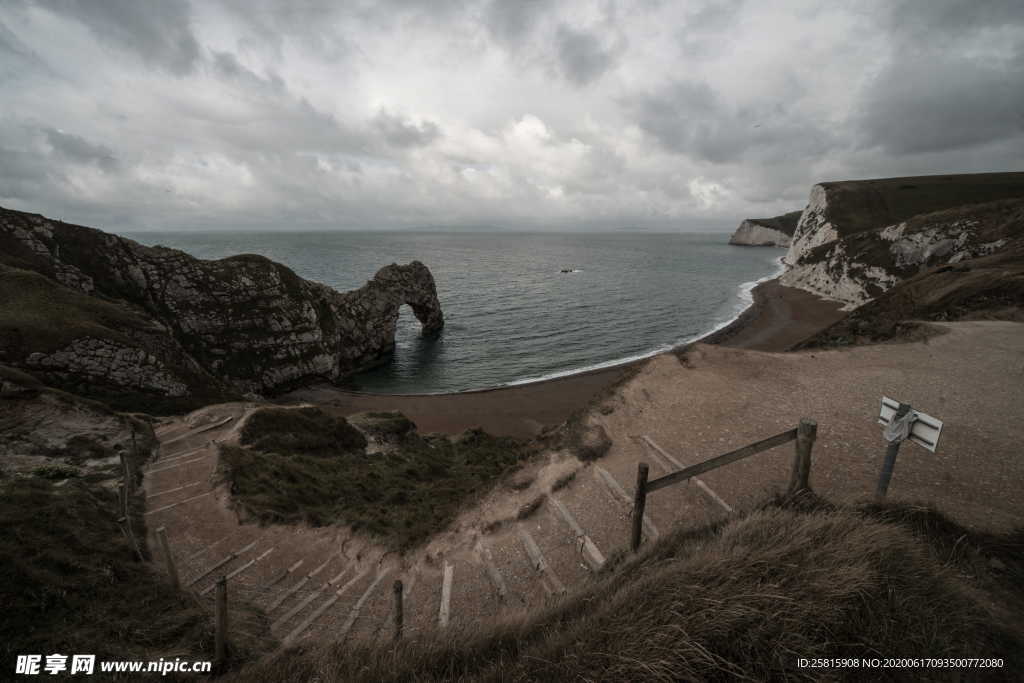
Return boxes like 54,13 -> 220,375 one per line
123,231 -> 784,394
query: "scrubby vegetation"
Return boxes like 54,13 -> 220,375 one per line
31,464 -> 79,480
221,408 -> 536,549
240,406 -> 368,456
0,263 -> 154,354
227,494 -> 1023,682
0,476 -> 212,677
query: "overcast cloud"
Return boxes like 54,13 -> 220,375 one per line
0,0 -> 1022,231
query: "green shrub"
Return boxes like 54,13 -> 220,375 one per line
31,465 -> 79,480
240,406 -> 367,456
223,412 -> 535,549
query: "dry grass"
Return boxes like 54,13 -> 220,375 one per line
226,495 -> 1023,682
0,263 -> 154,354
0,477 -> 213,679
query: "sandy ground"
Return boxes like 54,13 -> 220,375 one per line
607,321 -> 1024,532
285,364 -> 631,439
141,268 -> 1024,650
283,278 -> 846,438
143,318 -> 1024,650
700,278 -> 847,351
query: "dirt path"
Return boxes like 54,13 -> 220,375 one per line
142,320 -> 1024,652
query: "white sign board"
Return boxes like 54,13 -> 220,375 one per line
878,397 -> 943,452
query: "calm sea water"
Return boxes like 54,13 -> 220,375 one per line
123,231 -> 782,393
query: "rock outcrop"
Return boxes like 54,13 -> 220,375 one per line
785,173 -> 1024,267
796,230 -> 1024,348
0,206 -> 444,412
781,174 -> 1024,309
728,210 -> 801,247
0,364 -> 156,482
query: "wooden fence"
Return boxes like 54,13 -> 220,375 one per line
631,418 -> 817,551
117,430 -> 144,562
150,416 -> 818,667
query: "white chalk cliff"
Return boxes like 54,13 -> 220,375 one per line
779,174 -> 1024,309
728,211 -> 800,247
729,221 -> 791,247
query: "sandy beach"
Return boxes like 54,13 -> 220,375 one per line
284,278 -> 848,438
699,278 -> 847,351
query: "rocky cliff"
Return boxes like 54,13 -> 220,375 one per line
785,173 -> 1024,266
796,234 -> 1024,348
780,174 -> 1024,309
728,210 -> 801,247
0,363 -> 156,482
0,206 -> 444,412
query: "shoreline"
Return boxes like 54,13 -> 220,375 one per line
302,257 -> 791,399
286,278 -> 848,438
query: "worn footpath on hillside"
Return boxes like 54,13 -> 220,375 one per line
142,319 -> 1024,656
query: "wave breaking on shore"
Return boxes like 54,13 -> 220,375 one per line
500,255 -> 787,390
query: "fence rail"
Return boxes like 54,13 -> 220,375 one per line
631,418 -> 817,551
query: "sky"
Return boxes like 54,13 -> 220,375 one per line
0,0 -> 1022,232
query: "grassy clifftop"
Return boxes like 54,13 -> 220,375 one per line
0,476 -> 212,674
748,209 -> 802,236
812,172 -> 1024,238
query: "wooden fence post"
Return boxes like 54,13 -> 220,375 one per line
393,580 -> 403,641
788,418 -> 817,494
631,463 -> 649,552
156,526 -> 180,592
117,482 -> 143,561
119,449 -> 132,497
215,576 -> 228,668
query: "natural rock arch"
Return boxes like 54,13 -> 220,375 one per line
0,205 -> 446,405
336,261 -> 445,374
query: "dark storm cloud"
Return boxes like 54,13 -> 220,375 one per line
676,0 -> 746,56
630,81 -> 718,153
216,0 -> 353,63
856,0 -> 1024,155
36,0 -> 200,75
1,0 -> 1021,231
554,24 -> 621,86
0,144 -> 51,202
629,81 -> 834,164
483,0 -> 551,45
371,110 -> 442,149
0,18 -> 28,58
857,52 -> 1024,154
886,0 -> 1024,44
210,50 -> 286,93
0,17 -> 54,80
43,127 -> 118,170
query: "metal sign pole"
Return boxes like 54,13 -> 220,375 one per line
876,439 -> 902,499
876,402 -> 911,499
